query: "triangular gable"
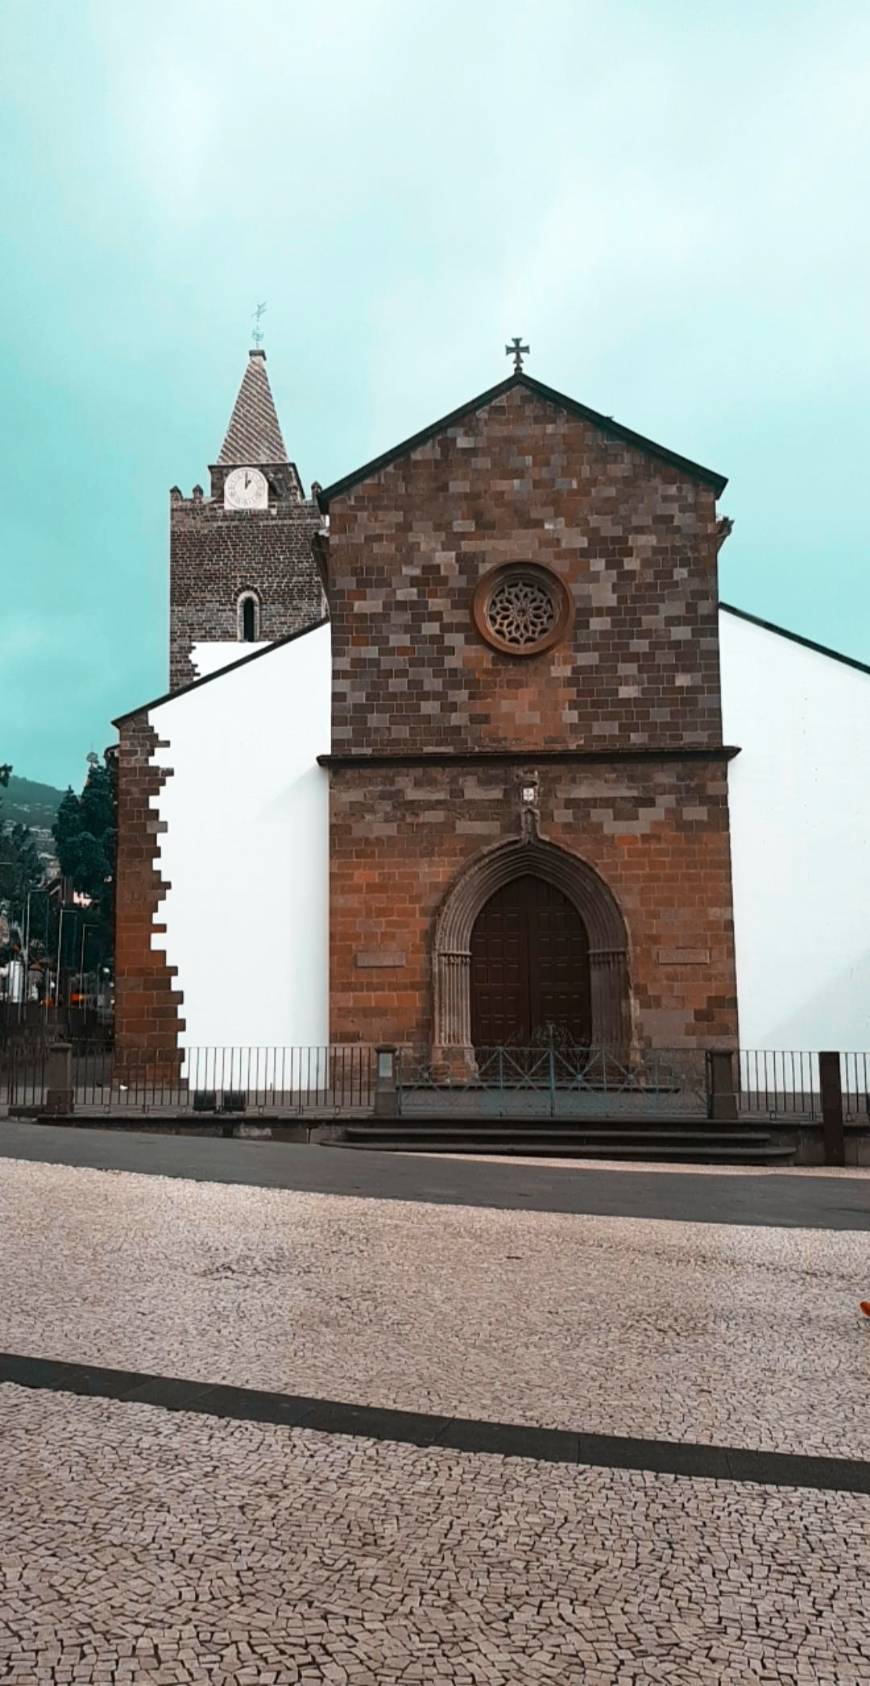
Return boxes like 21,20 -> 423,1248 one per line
317,371 -> 727,508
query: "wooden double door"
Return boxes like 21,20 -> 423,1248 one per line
469,874 -> 592,1049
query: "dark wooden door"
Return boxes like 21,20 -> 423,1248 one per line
470,875 -> 591,1048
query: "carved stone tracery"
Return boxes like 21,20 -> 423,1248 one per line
472,563 -> 573,658
487,574 -> 556,647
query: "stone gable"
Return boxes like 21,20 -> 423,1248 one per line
327,383 -> 725,755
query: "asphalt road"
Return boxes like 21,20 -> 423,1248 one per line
1,1120 -> 869,1230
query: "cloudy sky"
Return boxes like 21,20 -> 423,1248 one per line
2,0 -> 869,787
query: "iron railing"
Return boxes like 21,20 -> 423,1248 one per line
0,1001 -> 112,1049
3,1041 -> 870,1128
1,1042 -> 48,1110
737,1050 -> 821,1119
397,1044 -> 710,1121
737,1049 -> 870,1122
842,1053 -> 870,1123
0,1043 -> 375,1117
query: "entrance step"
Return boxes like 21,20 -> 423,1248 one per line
341,1122 -> 796,1165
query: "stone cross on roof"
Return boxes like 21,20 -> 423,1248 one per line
218,349 -> 288,465
505,336 -> 530,373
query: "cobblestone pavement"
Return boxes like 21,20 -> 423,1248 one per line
3,1384 -> 870,1686
1,1159 -> 869,1459
3,1155 -> 870,1684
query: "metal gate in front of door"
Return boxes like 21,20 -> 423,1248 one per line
396,1039 -> 709,1121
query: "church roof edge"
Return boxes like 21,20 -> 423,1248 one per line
316,371 -> 728,508
720,602 -> 870,678
113,615 -> 330,727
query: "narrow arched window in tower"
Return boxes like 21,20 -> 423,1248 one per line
238,593 -> 259,642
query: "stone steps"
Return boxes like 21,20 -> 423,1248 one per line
341,1122 -> 796,1164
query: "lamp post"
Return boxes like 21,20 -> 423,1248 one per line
42,891 -> 52,1016
55,906 -> 66,1018
21,889 -> 35,1018
78,922 -> 97,1006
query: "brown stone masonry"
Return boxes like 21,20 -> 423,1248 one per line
114,713 -> 183,1080
169,482 -> 324,691
328,757 -> 739,1054
324,379 -> 737,1056
328,384 -> 725,756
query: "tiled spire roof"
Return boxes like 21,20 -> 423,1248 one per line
217,350 -> 288,465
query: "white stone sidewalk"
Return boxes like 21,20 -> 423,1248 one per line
2,1383 -> 869,1686
0,1158 -> 869,1459
3,1155 -> 870,1685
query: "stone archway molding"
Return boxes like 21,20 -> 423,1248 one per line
432,836 -> 631,1067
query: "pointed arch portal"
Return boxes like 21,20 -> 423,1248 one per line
433,838 -> 630,1063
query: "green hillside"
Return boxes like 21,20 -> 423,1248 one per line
3,774 -> 66,831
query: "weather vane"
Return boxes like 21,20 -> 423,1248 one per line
252,301 -> 267,347
505,336 -> 529,372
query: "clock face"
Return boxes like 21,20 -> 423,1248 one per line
224,466 -> 268,510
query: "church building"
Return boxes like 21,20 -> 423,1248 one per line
112,347 -> 870,1075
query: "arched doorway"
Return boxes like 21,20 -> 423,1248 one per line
432,836 -> 630,1066
470,875 -> 591,1049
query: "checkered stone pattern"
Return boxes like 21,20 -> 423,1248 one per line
2,1386 -> 870,1686
328,384 -> 725,756
326,381 -> 736,1053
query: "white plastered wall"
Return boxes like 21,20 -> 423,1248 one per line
191,642 -> 271,680
721,610 -> 870,1052
146,623 -> 330,1054
140,608 -> 870,1060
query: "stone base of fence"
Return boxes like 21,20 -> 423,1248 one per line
44,1042 -> 74,1116
819,1050 -> 846,1167
707,1050 -> 738,1121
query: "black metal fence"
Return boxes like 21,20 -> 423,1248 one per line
738,1049 -> 870,1123
843,1052 -> 870,1123
397,1045 -> 710,1121
0,1001 -> 112,1050
0,1043 -> 375,1118
2,1041 -> 869,1132
1,1042 -> 48,1110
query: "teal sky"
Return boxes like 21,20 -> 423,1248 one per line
2,0 -> 869,789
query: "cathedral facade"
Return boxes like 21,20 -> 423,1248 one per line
112,350 -> 870,1072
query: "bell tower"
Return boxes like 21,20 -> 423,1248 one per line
168,349 -> 325,690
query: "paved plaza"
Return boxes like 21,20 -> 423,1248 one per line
1,1130 -> 870,1682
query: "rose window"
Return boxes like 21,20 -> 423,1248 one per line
486,574 -> 557,648
472,564 -> 572,657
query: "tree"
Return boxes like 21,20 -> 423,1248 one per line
52,752 -> 117,974
54,790 -> 82,874
0,761 -> 43,906
0,762 -> 44,978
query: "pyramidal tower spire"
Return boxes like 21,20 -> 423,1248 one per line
167,345 -> 325,692
218,349 -> 288,465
